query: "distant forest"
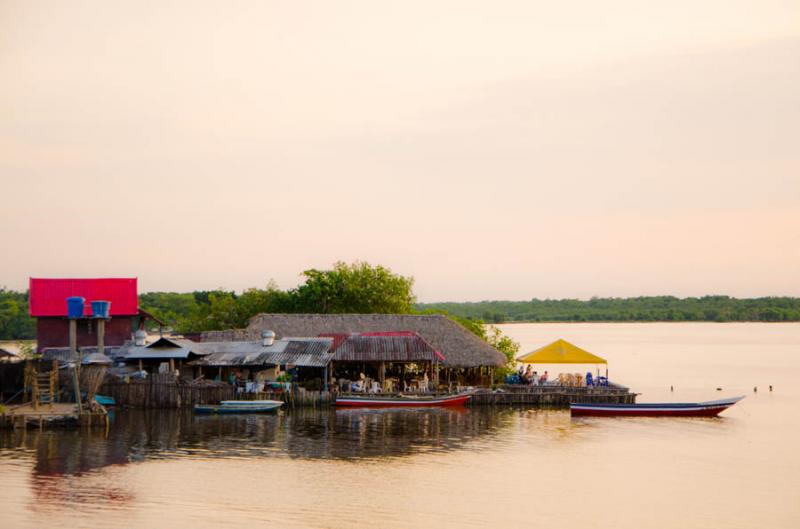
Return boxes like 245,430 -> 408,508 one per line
3,287 -> 799,341
417,296 -> 800,323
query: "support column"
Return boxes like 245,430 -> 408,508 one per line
69,319 -> 82,413
69,319 -> 77,356
97,318 -> 105,357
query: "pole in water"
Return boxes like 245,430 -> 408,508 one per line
754,386 -> 757,393
769,385 -> 773,392
670,385 -> 673,392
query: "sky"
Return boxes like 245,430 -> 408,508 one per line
1,1 -> 798,301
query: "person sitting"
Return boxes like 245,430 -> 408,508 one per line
540,371 -> 548,383
531,371 -> 539,386
523,365 -> 533,385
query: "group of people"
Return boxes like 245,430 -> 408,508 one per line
518,365 -> 548,385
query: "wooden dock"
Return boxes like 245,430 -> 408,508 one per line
0,402 -> 108,429
467,384 -> 637,407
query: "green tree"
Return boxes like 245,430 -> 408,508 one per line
486,325 -> 520,382
291,261 -> 415,313
0,288 -> 36,339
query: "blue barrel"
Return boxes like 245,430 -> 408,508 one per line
66,296 -> 85,319
91,300 -> 111,319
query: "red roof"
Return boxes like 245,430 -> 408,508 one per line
29,278 -> 138,317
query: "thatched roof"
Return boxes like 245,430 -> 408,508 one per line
322,332 -> 444,363
202,314 -> 506,368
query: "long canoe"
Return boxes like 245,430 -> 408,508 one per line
194,400 -> 283,414
570,396 -> 744,417
336,393 -> 471,408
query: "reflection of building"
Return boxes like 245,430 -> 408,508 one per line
29,278 -> 160,354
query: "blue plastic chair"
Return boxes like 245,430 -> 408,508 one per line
597,376 -> 608,386
585,372 -> 594,386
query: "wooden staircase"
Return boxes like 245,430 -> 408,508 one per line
31,365 -> 58,410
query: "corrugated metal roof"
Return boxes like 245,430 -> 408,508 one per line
82,352 -> 113,365
323,333 -> 443,363
41,346 -> 123,363
122,336 -> 210,360
124,347 -> 201,360
0,347 -> 20,358
29,278 -> 138,317
190,338 -> 333,368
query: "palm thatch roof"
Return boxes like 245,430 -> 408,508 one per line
322,332 -> 444,363
202,314 -> 506,368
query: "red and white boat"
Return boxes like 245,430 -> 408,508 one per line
336,392 -> 472,408
570,396 -> 744,417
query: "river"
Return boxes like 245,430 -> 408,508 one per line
1,323 -> 798,528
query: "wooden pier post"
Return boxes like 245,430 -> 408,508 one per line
69,319 -> 82,413
97,318 -> 105,356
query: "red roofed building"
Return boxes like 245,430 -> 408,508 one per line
29,278 -> 143,353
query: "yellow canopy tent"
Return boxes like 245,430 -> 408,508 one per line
516,339 -> 607,365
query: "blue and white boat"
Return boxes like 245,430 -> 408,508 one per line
194,399 -> 284,414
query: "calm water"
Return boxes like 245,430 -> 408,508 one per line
1,323 -> 799,528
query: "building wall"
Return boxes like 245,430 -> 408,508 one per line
36,317 -> 134,352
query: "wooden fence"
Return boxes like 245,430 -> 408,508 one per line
100,374 -> 234,408
237,387 -> 334,409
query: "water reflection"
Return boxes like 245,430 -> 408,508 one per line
0,406 -> 521,477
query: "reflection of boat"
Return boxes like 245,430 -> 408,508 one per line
336,392 -> 471,408
194,400 -> 283,414
570,396 -> 744,417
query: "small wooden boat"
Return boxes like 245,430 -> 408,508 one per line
335,392 -> 471,408
570,396 -> 744,417
94,395 -> 116,407
194,400 -> 283,414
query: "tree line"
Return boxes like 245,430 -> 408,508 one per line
3,267 -> 798,347
418,296 -> 800,323
0,262 -> 520,374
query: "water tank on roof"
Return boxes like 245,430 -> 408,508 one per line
262,330 -> 276,347
91,300 -> 111,319
66,297 -> 85,319
134,329 -> 147,346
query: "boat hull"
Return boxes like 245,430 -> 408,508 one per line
94,395 -> 116,407
194,400 -> 283,414
570,396 -> 744,417
336,393 -> 471,408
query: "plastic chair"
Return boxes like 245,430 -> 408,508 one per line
586,372 -> 594,386
597,376 -> 608,387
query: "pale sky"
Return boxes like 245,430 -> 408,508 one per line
1,1 -> 798,301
